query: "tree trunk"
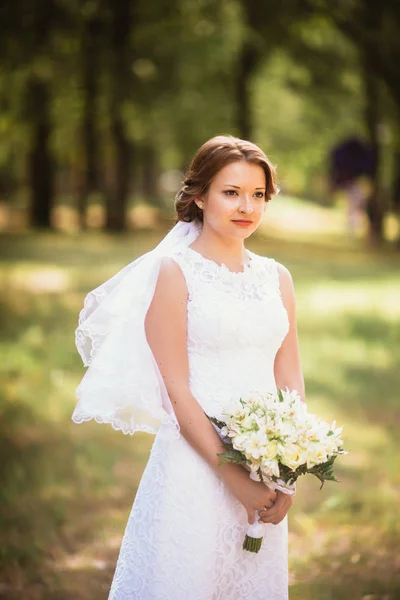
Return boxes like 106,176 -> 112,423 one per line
27,78 -> 54,229
77,17 -> 101,228
106,114 -> 132,230
141,142 -> 162,207
392,144 -> 400,249
105,0 -> 133,232
363,61 -> 384,244
234,42 -> 260,139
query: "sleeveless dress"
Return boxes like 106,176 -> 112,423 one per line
108,245 -> 290,600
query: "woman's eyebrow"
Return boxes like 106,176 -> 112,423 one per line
224,184 -> 266,189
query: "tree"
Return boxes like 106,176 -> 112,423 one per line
0,0 -> 72,229
77,4 -> 104,228
103,0 -> 135,231
302,0 -> 400,242
26,78 -> 54,229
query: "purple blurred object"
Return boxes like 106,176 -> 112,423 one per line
330,136 -> 377,189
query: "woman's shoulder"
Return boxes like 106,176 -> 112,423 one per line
153,254 -> 190,299
250,251 -> 293,280
269,259 -> 295,306
160,248 -> 192,275
249,251 -> 295,301
275,261 -> 293,285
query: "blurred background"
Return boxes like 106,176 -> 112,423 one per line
0,0 -> 399,598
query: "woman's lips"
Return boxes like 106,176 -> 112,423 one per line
232,220 -> 253,226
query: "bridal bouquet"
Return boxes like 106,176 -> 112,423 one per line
207,388 -> 347,553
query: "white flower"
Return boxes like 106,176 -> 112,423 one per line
264,440 -> 278,460
261,457 -> 280,478
241,414 -> 257,430
232,435 -> 248,452
218,387 -> 345,485
281,443 -> 307,470
249,460 -> 262,473
325,439 -> 339,456
306,443 -> 328,468
243,430 -> 268,460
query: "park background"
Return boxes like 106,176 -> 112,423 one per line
0,1 -> 399,599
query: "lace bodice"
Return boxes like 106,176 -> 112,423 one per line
168,245 -> 290,419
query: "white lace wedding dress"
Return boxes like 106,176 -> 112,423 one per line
108,245 -> 290,600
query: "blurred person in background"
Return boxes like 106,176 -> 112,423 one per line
329,136 -> 377,235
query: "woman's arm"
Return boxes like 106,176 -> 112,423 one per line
259,262 -> 304,525
145,257 -> 230,470
145,257 -> 277,523
274,263 -> 305,402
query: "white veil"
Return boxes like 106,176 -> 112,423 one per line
72,219 -> 202,440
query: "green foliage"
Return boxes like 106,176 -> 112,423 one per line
206,414 -> 226,430
308,454 -> 339,488
206,414 -> 249,467
279,453 -> 341,489
2,0 -> 396,220
216,447 -> 248,467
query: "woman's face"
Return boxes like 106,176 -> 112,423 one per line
198,160 -> 267,240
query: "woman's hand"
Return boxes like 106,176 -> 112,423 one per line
257,490 -> 293,525
220,464 -> 278,524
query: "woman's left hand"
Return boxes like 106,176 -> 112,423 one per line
257,490 -> 293,525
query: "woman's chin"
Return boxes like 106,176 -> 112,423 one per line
229,224 -> 258,239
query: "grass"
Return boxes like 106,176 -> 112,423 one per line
0,200 -> 399,600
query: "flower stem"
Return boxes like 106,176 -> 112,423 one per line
242,535 -> 263,553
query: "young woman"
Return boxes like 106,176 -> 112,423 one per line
73,135 -> 305,599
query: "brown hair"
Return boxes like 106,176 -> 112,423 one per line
174,135 -> 278,223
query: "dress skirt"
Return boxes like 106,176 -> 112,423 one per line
108,426 -> 289,600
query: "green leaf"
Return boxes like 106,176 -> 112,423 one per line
217,448 -> 247,466
205,413 -> 226,430
257,467 -> 265,483
307,455 -> 340,488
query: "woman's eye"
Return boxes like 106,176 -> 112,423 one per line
223,190 -> 265,198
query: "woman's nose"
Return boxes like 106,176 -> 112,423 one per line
239,194 -> 253,213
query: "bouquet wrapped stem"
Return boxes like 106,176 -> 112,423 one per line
242,471 -> 269,552
207,387 -> 347,554
242,470 -> 296,552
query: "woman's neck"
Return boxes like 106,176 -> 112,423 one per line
189,227 -> 250,271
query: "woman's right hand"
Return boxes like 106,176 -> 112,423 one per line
219,463 -> 277,524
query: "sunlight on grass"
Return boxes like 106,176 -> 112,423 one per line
0,211 -> 399,599
263,194 -> 345,237
306,284 -> 400,319
1,266 -> 71,294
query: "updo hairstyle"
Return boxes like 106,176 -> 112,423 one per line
174,135 -> 278,223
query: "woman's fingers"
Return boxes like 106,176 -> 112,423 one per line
258,492 -> 292,524
266,499 -> 291,524
256,488 -> 277,513
258,501 -> 274,510
247,507 -> 255,524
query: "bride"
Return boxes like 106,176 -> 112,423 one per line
72,135 -> 305,599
